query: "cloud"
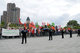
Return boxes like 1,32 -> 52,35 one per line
71,13 -> 80,23
0,0 -> 80,27
65,0 -> 80,3
0,0 -> 6,15
53,13 -> 80,27
54,14 -> 70,26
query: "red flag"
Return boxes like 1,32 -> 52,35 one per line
39,26 -> 42,29
63,28 -> 65,30
59,25 -> 61,27
47,22 -> 50,26
29,24 -> 32,28
31,22 -> 36,28
68,28 -> 71,30
42,22 -> 45,26
19,18 -> 22,24
33,26 -> 36,29
31,22 -> 35,26
59,28 -> 61,31
29,22 -> 36,29
51,26 -> 55,30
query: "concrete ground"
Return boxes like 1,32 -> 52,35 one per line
0,34 -> 80,53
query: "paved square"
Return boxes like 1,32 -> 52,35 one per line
0,34 -> 80,53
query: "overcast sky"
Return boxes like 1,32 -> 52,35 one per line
0,0 -> 80,27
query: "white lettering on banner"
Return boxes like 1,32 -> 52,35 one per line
2,28 -> 19,36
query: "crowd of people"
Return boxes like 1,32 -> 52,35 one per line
20,27 -> 79,37
20,26 -> 80,44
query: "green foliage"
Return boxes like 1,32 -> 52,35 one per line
9,23 -> 24,29
48,25 -> 51,28
67,20 -> 79,26
73,26 -> 80,29
66,20 -> 80,29
52,23 -> 55,26
35,22 -> 39,28
1,21 -> 5,27
9,24 -> 17,27
64,26 -> 67,29
35,25 -> 39,28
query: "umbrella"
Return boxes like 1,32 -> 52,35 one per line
43,28 -> 49,31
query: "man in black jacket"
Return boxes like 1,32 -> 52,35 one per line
77,29 -> 80,37
49,28 -> 53,40
61,29 -> 64,39
69,29 -> 72,38
21,27 -> 28,44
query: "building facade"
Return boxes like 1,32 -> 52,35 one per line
1,3 -> 20,28
1,11 -> 7,28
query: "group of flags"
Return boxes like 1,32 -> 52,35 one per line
29,22 -> 36,29
19,18 -> 37,29
19,18 -> 54,29
19,18 -> 71,30
19,18 -> 58,30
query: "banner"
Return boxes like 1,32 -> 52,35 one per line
2,28 -> 19,36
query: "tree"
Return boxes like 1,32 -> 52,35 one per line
73,26 -> 80,29
67,20 -> 79,26
67,20 -> 79,29
9,24 -> 17,27
1,21 -> 5,27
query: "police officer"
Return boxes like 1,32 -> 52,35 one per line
61,29 -> 64,39
49,28 -> 53,40
77,29 -> 80,37
69,29 -> 72,38
21,27 -> 28,44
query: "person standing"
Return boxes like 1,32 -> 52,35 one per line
49,28 -> 53,40
69,29 -> 72,38
77,29 -> 80,37
21,27 -> 28,44
61,29 -> 64,39
52,29 -> 55,36
31,28 -> 34,37
34,28 -> 37,37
